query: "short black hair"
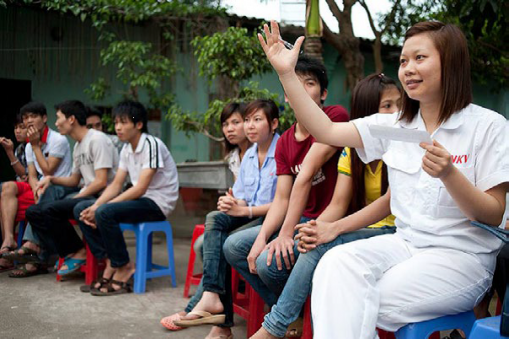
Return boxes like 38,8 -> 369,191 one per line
14,113 -> 24,126
20,101 -> 47,119
112,100 -> 148,133
54,100 -> 87,126
295,55 -> 329,99
86,106 -> 103,119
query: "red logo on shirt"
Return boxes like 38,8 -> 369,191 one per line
451,154 -> 469,164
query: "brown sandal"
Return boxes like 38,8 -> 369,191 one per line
80,276 -> 112,293
90,279 -> 132,296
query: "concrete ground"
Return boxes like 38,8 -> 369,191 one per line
0,232 -> 247,339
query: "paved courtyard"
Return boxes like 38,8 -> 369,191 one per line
0,232 -> 248,339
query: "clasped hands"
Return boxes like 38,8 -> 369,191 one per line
217,188 -> 244,217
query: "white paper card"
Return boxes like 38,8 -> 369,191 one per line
369,125 -> 432,144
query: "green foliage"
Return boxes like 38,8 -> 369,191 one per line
85,40 -> 178,111
167,82 -> 294,141
166,26 -> 291,145
191,27 -> 272,84
6,0 -> 226,29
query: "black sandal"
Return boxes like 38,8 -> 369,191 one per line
80,276 -> 112,293
8,263 -> 48,278
90,279 -> 133,296
2,246 -> 40,264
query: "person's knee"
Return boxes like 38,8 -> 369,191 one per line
73,201 -> 92,221
1,181 -> 17,197
204,210 -> 229,231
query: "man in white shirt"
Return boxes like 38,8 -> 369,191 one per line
74,100 -> 178,295
23,100 -> 119,277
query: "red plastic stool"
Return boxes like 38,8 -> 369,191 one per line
231,268 -> 266,337
183,224 -> 205,298
301,297 -> 313,339
56,220 -> 105,284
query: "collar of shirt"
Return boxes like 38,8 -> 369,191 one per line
247,133 -> 280,162
125,133 -> 147,154
398,109 -> 465,131
26,125 -> 49,144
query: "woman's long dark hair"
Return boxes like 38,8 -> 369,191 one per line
221,102 -> 247,153
349,74 -> 397,214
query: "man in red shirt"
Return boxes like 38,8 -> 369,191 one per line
174,55 -> 348,338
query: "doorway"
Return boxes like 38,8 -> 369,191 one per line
0,78 -> 31,182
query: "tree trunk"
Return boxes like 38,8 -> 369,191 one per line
323,24 -> 364,92
323,0 -> 364,92
373,37 -> 383,74
304,37 -> 323,62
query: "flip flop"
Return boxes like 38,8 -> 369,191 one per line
2,246 -> 40,264
8,263 -> 48,278
173,310 -> 226,327
57,257 -> 86,276
160,313 -> 187,331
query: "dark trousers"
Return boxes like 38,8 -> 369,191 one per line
73,198 -> 166,268
27,196 -> 95,258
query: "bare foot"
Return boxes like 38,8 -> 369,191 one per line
250,327 -> 280,339
59,248 -> 86,271
100,261 -> 135,292
206,325 -> 233,339
181,291 -> 224,320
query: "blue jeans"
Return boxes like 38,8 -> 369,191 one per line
22,185 -> 79,259
27,196 -> 96,258
262,226 -> 396,337
201,210 -> 264,328
223,216 -> 312,308
73,198 -> 166,268
185,216 -> 264,314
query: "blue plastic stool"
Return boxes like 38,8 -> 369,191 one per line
395,311 -> 476,339
470,316 -> 509,338
120,220 -> 177,294
16,220 -> 26,247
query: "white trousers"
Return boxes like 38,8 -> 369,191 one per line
311,234 -> 492,339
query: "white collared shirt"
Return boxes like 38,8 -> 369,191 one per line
353,104 -> 509,272
25,128 -> 72,179
118,133 -> 179,216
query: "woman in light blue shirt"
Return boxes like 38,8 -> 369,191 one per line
161,99 -> 280,338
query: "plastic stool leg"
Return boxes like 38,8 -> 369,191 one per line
84,244 -> 99,285
147,232 -> 153,273
301,298 -> 313,339
133,225 -> 147,294
246,286 -> 265,337
16,220 -> 26,247
165,224 -> 177,288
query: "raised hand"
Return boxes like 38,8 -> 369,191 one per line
258,21 -> 305,77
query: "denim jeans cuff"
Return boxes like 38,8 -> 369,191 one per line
203,286 -> 226,295
262,318 -> 287,338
